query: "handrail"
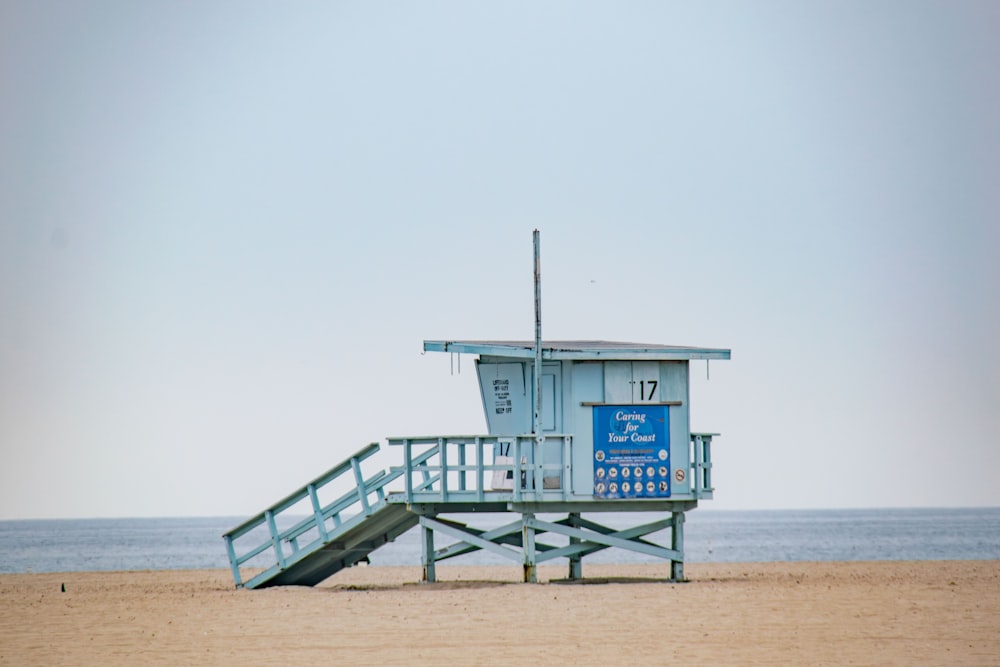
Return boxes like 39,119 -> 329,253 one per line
224,442 -> 380,540
283,469 -> 388,549
222,442 -> 391,587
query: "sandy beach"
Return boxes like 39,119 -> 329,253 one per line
1,561 -> 997,666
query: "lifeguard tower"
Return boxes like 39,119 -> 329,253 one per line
223,235 -> 730,587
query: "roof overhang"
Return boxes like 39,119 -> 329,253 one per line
423,340 -> 731,361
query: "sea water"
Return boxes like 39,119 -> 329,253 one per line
1,507 -> 998,575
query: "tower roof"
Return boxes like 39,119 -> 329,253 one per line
423,340 -> 731,361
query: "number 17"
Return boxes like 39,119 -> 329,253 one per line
638,380 -> 657,401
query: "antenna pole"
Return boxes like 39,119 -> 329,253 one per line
533,230 -> 542,438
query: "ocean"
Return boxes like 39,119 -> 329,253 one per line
2,507 -> 998,575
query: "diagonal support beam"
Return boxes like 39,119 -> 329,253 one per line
434,521 -> 521,560
434,520 -> 559,561
536,517 -> 675,563
419,517 -> 524,563
572,515 -> 671,549
526,517 -> 680,562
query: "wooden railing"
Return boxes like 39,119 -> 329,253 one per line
690,433 -> 717,498
222,443 -> 398,588
388,434 -> 574,503
224,432 -> 718,586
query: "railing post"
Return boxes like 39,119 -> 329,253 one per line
513,439 -> 522,503
475,436 -> 484,502
562,435 -> 572,500
439,437 -> 448,502
265,509 -> 286,569
351,457 -> 371,515
458,441 -> 467,491
692,435 -> 703,497
224,536 -> 243,588
404,439 -> 413,501
534,436 -> 544,501
703,435 -> 713,491
307,483 -> 328,542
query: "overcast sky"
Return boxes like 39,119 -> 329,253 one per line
2,1 -> 998,520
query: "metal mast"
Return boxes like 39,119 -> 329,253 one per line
532,229 -> 542,438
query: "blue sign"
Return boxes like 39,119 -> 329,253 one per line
593,405 -> 670,499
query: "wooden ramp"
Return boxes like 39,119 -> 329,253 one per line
252,503 -> 417,588
223,443 -> 416,589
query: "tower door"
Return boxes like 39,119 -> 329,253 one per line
604,361 -> 660,404
539,363 -> 562,432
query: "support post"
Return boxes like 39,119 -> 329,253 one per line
421,519 -> 436,583
568,512 -> 582,580
522,512 -> 537,583
671,511 -> 685,582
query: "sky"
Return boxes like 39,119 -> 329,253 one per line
1,1 -> 998,520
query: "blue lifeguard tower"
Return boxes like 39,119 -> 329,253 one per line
223,236 -> 730,587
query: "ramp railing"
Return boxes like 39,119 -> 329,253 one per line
388,434 -> 573,503
222,443 -> 400,588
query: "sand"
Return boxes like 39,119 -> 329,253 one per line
1,561 -> 998,666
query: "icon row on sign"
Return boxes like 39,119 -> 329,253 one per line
595,466 -> 669,480
594,480 -> 669,495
